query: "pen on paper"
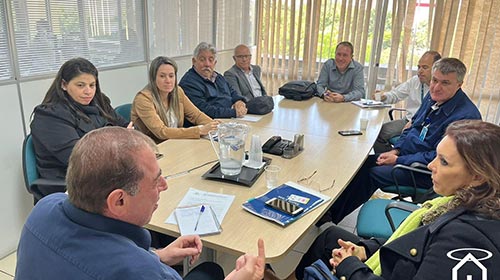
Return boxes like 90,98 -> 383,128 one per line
194,205 -> 205,231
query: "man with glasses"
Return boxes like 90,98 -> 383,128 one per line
372,51 -> 442,153
224,44 -> 267,102
180,42 -> 247,120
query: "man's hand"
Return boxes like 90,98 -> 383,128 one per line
403,121 -> 412,131
324,90 -> 345,103
330,239 -> 367,269
225,239 -> 266,280
371,91 -> 386,101
233,100 -> 248,117
376,149 -> 399,166
154,235 -> 203,266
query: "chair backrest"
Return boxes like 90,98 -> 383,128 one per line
22,134 -> 39,194
114,103 -> 132,123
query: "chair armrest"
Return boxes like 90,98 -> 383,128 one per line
394,163 -> 432,175
390,163 -> 432,200
385,201 -> 420,232
388,108 -> 408,121
32,178 -> 67,187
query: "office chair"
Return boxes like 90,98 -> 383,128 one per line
356,162 -> 435,239
381,162 -> 435,203
22,134 -> 66,204
388,108 -> 408,145
114,103 -> 132,123
356,198 -> 419,239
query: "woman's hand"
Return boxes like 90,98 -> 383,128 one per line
330,239 -> 367,268
126,122 -> 134,129
199,121 -> 219,136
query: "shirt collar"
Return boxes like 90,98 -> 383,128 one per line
62,198 -> 152,250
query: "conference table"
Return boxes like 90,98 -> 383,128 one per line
147,96 -> 388,262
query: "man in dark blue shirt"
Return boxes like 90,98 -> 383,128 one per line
324,58 -> 482,225
16,127 -> 266,280
179,42 -> 247,119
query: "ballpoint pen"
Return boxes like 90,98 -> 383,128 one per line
194,205 -> 205,231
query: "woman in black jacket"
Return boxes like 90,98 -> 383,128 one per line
296,120 -> 500,279
30,58 -> 131,198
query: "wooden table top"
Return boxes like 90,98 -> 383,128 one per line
146,96 -> 387,261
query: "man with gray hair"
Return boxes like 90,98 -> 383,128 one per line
320,57 -> 482,225
180,42 -> 247,120
16,127 -> 266,279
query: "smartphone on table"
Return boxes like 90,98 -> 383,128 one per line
265,197 -> 304,216
338,130 -> 363,136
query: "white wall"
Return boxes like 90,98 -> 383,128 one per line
0,84 -> 33,257
0,51 -> 235,258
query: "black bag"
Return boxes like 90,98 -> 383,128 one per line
246,95 -> 274,115
278,80 -> 318,100
303,259 -> 338,280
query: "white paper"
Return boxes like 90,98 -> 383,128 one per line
166,188 -> 235,225
236,114 -> 265,122
174,205 -> 221,236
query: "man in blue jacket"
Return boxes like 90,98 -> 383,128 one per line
179,42 -> 247,120
323,57 -> 481,225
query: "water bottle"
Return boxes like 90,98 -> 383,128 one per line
248,135 -> 263,168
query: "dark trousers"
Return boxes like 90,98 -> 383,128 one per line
328,155 -> 433,224
184,262 -> 225,280
295,226 -> 360,279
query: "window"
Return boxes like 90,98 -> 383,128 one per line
148,0 -> 256,58
148,0 -> 214,58
10,0 -> 144,78
216,0 -> 256,49
0,0 -> 12,81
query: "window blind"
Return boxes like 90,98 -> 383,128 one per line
10,0 -> 144,79
0,0 -> 12,81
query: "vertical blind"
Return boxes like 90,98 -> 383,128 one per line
148,0 -> 256,60
258,0 -> 499,124
9,0 -> 145,78
148,0 -> 214,59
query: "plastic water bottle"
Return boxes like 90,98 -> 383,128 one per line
248,135 -> 263,168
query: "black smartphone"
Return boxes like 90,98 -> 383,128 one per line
265,197 -> 304,216
338,130 -> 363,136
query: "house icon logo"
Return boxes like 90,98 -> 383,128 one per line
447,248 -> 492,280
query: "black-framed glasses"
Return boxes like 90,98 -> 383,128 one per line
235,54 -> 252,59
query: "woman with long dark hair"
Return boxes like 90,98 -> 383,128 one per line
31,57 -> 131,197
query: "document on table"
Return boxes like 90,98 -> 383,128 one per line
236,114 -> 265,122
174,205 -> 222,236
166,188 -> 235,226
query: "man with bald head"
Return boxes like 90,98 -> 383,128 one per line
224,44 -> 267,102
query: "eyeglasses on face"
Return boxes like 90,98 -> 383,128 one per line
235,55 -> 252,59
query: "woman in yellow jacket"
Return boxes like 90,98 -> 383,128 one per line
132,56 -> 219,143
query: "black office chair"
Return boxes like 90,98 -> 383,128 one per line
388,108 -> 408,145
22,134 -> 66,204
381,162 -> 436,203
